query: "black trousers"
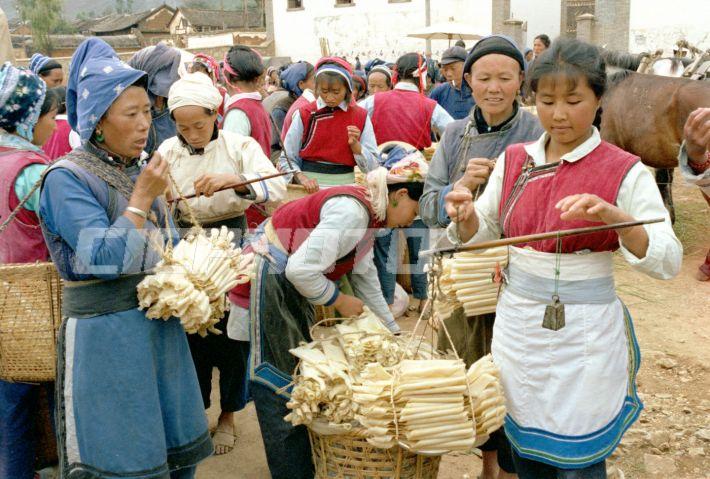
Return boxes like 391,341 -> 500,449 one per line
187,317 -> 250,412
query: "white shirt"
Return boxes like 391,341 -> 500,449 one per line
284,196 -> 398,332
158,130 -> 286,224
448,127 -> 682,280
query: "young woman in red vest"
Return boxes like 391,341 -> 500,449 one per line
278,58 -> 380,193
221,45 -> 274,229
221,45 -> 272,158
0,65 -> 59,479
445,38 -> 682,479
360,52 -> 453,150
227,157 -> 427,479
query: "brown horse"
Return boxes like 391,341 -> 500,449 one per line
600,71 -> 710,221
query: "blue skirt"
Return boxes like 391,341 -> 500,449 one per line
56,310 -> 213,478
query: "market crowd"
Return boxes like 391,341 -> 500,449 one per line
0,30 -> 707,479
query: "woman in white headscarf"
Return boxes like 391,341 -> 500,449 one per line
158,72 -> 286,455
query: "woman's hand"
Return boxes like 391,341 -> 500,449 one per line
556,193 -> 649,258
133,152 -> 169,205
347,125 -> 362,155
334,293 -> 364,318
295,172 -> 319,194
194,173 -> 246,197
445,186 -> 475,223
555,193 -> 631,225
444,186 -> 479,243
683,107 -> 710,164
455,158 -> 495,192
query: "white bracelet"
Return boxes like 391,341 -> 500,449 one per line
125,206 -> 148,219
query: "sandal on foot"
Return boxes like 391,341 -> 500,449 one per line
212,424 -> 236,455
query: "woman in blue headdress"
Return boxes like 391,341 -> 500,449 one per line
38,38 -> 212,479
29,52 -> 64,87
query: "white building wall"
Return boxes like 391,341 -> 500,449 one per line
272,0 -> 492,64
509,0 -> 561,48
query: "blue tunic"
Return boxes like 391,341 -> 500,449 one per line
39,149 -> 212,478
429,82 -> 475,120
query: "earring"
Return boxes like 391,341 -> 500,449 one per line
391,199 -> 398,207
95,129 -> 104,143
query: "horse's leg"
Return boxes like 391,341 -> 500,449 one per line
655,168 -> 676,223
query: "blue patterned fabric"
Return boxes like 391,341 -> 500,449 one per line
0,63 -> 46,141
66,38 -> 147,144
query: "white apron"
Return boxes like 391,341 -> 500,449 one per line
493,247 -> 642,469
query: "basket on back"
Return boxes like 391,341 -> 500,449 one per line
0,262 -> 62,382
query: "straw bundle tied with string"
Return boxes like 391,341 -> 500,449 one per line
136,168 -> 254,337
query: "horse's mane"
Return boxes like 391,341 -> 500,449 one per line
607,69 -> 636,88
599,48 -> 644,71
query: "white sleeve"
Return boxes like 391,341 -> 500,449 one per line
237,137 -> 287,204
285,197 -> 370,306
350,249 -> 400,333
616,162 -> 682,279
447,151 -> 506,245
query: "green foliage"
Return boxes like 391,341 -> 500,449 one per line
16,0 -> 63,55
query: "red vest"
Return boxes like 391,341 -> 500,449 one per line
0,147 -> 50,264
271,185 -> 384,280
42,118 -> 73,160
281,95 -> 311,142
371,89 -> 436,149
298,101 -> 368,168
221,97 -> 272,157
228,186 -> 384,308
499,141 -> 639,253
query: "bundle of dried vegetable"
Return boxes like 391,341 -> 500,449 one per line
438,246 -> 508,317
137,226 -> 253,336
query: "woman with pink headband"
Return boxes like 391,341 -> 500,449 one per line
220,45 -> 272,159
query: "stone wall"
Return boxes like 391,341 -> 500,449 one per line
594,0 -> 630,51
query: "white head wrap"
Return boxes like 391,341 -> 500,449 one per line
168,72 -> 223,113
366,154 -> 429,222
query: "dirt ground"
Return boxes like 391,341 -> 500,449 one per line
197,171 -> 709,479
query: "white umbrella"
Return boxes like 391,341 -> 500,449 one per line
408,21 -> 483,46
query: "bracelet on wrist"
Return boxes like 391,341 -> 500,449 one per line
125,206 -> 148,219
688,150 -> 710,172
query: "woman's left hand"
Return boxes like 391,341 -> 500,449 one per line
347,125 -> 362,155
194,173 -> 244,197
556,193 -> 632,224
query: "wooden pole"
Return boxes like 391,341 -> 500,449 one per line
168,170 -> 295,203
420,218 -> 665,256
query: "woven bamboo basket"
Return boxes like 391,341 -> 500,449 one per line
0,262 -> 62,382
309,428 -> 441,479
